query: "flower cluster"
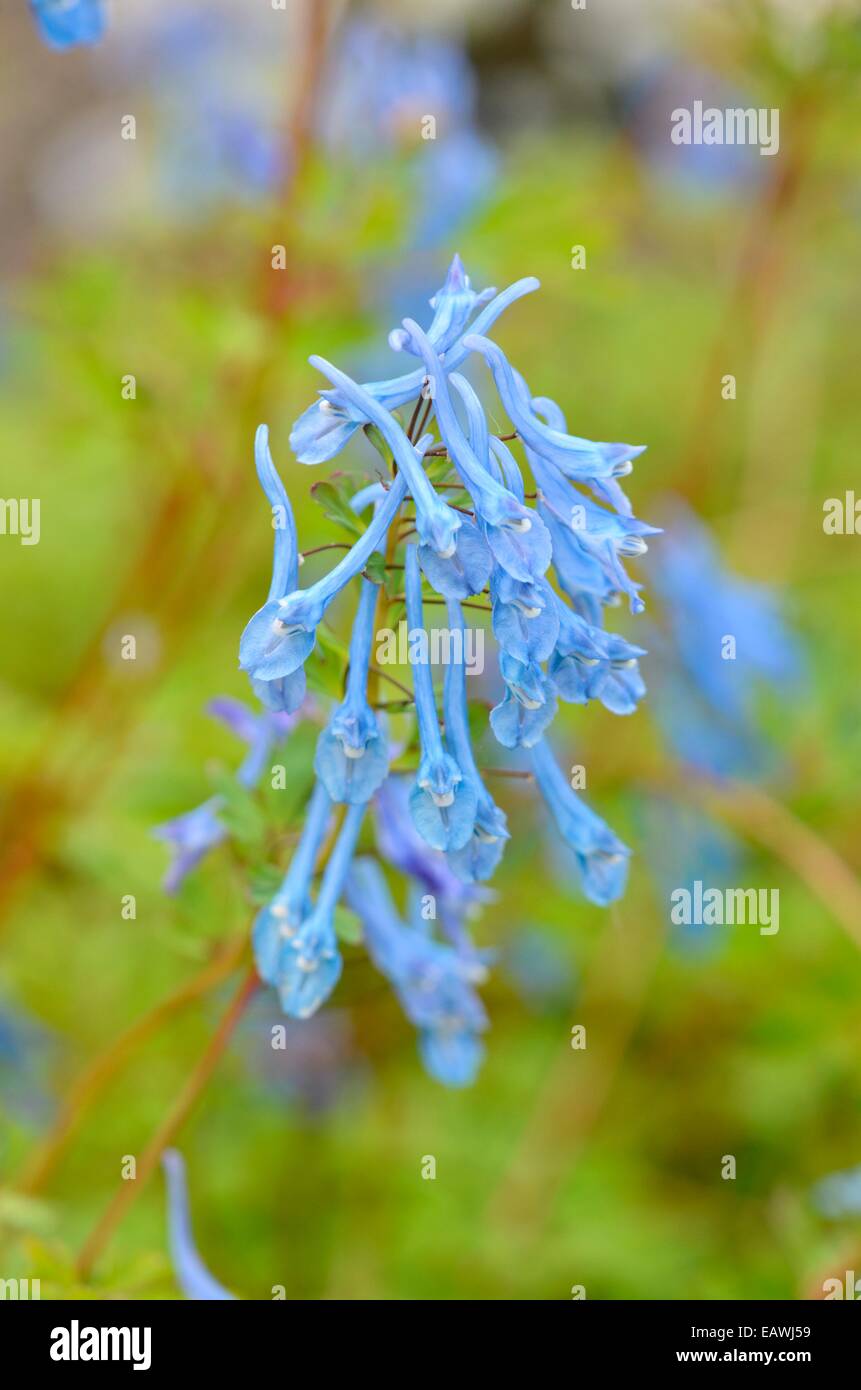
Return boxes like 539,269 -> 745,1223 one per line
230,255 -> 655,1085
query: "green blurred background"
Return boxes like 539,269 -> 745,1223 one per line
1,0 -> 860,1300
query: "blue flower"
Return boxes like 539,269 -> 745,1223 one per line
346,858 -> 487,1087
252,781 -> 333,986
290,263 -> 539,465
490,655 -> 558,750
549,596 -> 646,715
490,571 -> 560,666
400,321 -> 553,584
276,802 -> 367,1019
466,334 -> 645,483
404,546 -> 477,851
161,1150 -> 235,1301
30,0 -> 105,49
443,598 -> 509,883
314,579 -> 389,804
240,470 -> 409,685
226,255 -> 655,1084
245,426 -> 306,714
811,1164 -> 861,1220
530,738 -> 630,906
154,698 -> 297,894
649,502 -> 802,775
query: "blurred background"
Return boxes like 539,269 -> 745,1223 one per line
1,0 -> 860,1300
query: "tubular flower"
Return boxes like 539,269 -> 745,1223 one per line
404,545 -> 477,851
161,1150 -> 236,1301
162,254 -> 655,1085
314,578 -> 389,803
346,858 -> 487,1087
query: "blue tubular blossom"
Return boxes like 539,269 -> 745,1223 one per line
314,578 -> 388,803
405,546 -> 477,851
389,253 -> 495,357
161,1150 -> 235,1301
246,426 -> 306,713
154,699 -> 298,895
465,334 -> 645,483
548,596 -> 646,715
400,319 -> 553,584
443,598 -> 509,883
30,0 -> 105,48
239,469 -> 409,685
309,355 -> 458,558
532,450 -> 659,616
290,266 -> 540,464
278,801 -> 367,1019
530,738 -> 629,906
374,777 -> 489,926
490,653 -> 558,749
252,781 -> 332,985
346,858 -> 487,1087
490,570 -> 559,666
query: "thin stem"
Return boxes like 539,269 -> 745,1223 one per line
19,934 -> 249,1196
76,965 -> 259,1282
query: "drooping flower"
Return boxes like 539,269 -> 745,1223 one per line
314,578 -> 389,804
277,801 -> 367,1020
30,0 -> 105,49
205,253 -> 655,1083
161,1150 -> 236,1301
530,737 -> 630,906
346,857 -> 487,1087
404,545 -> 477,852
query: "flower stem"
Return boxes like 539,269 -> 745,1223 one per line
75,964 -> 259,1283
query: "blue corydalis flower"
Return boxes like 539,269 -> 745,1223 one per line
314,578 -> 389,804
649,501 -> 802,776
245,426 -> 306,714
443,598 -> 509,883
346,858 -> 487,1087
30,0 -> 105,49
530,738 -> 630,906
290,266 -> 540,465
277,802 -> 367,1019
404,546 -> 477,852
253,781 -> 332,985
240,468 -> 411,683
161,1150 -> 235,1301
154,698 -> 297,894
231,251 -> 653,1084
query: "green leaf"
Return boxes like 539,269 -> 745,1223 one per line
310,478 -> 362,536
248,862 -> 286,905
363,552 -> 387,586
362,422 -> 392,465
333,905 -> 363,945
211,772 -> 266,848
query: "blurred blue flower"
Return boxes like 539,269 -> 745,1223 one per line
649,502 -> 803,776
30,0 -> 105,49
161,1150 -> 235,1301
319,19 -> 496,249
531,737 -> 630,906
811,1163 -> 861,1220
346,858 -> 487,1087
154,697 -> 299,894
